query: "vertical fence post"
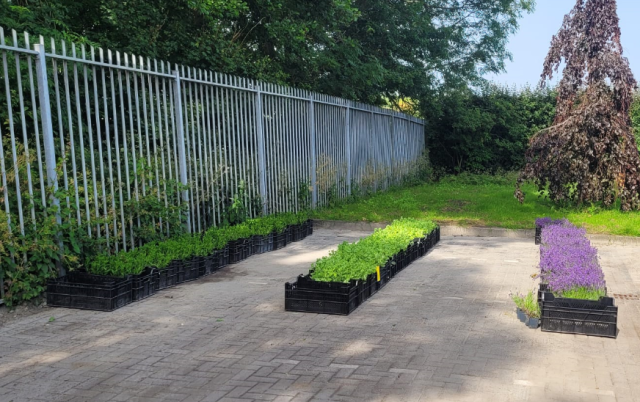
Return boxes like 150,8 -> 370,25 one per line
254,85 -> 268,216
370,111 -> 377,192
345,106 -> 351,196
309,95 -> 317,209
173,70 -> 191,233
390,113 -> 396,183
35,43 -> 64,276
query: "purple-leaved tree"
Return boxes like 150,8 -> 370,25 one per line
515,0 -> 640,210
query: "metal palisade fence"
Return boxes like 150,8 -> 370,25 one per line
0,27 -> 425,252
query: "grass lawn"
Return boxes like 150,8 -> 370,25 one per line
313,174 -> 640,237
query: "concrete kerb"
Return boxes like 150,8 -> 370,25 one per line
312,220 -> 640,246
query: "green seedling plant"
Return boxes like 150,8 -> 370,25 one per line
310,218 -> 437,283
522,290 -> 540,319
511,292 -> 526,311
557,287 -> 606,301
246,218 -> 275,237
86,211 -> 311,277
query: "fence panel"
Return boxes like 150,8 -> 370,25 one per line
0,26 -> 425,253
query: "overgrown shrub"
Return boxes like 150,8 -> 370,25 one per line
426,84 -> 556,174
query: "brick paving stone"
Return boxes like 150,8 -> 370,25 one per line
1,229 -> 640,401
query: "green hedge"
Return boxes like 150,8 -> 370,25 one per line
310,218 -> 437,283
87,211 -> 309,277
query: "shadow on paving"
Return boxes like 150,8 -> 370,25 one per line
0,232 -> 639,402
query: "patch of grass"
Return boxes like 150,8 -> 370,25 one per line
313,173 -> 640,237
557,287 -> 606,301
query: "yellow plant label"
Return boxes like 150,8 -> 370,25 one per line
376,266 -> 380,282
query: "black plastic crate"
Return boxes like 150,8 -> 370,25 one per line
285,226 -> 293,244
390,252 -> 402,276
157,262 -> 179,290
290,224 -> 305,242
47,272 -> 132,312
131,268 -> 157,302
177,258 -> 201,283
251,234 -> 274,254
539,285 -> 617,338
199,254 -> 218,276
358,273 -> 378,303
377,261 -> 391,290
229,238 -> 251,264
274,229 -> 288,250
535,225 -> 542,245
415,238 -> 426,257
398,249 -> 409,269
285,275 -> 360,315
215,245 -> 230,268
408,243 -> 419,263
305,220 -> 314,237
284,227 -> 440,316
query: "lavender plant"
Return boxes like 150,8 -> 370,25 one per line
539,220 -> 606,300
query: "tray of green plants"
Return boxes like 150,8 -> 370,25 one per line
46,212 -> 313,312
285,218 -> 440,316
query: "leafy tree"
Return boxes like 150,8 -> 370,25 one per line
0,0 -> 533,107
515,0 -> 640,211
427,84 -> 556,173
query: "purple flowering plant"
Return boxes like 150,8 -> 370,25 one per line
538,219 -> 605,300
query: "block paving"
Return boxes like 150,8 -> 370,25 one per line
1,229 -> 640,401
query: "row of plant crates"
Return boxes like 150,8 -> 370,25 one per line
47,221 -> 314,312
284,226 -> 441,315
538,284 -> 618,338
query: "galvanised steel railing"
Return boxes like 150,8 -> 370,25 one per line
0,27 -> 425,252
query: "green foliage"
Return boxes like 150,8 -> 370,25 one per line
0,0 -> 533,109
557,287 -> 606,301
221,180 -> 252,226
123,161 -> 189,245
510,292 -> 526,311
0,143 -> 190,306
511,290 -> 540,318
310,218 -> 437,283
427,84 -> 556,173
0,184 -> 107,306
86,211 -> 309,276
297,180 -> 312,211
246,218 -> 273,237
